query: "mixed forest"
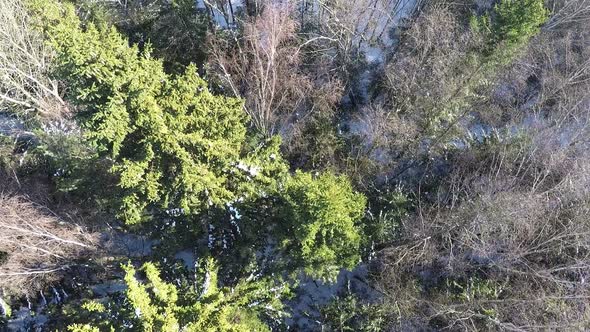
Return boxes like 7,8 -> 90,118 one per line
1,0 -> 590,330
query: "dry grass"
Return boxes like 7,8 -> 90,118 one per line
0,195 -> 98,296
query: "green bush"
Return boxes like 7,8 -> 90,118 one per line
364,187 -> 410,247
76,0 -> 209,72
280,171 -> 367,281
471,0 -> 549,52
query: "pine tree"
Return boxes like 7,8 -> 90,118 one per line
493,0 -> 549,46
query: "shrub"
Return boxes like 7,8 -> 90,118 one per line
280,171 -> 367,281
319,292 -> 388,332
374,132 -> 590,330
471,0 -> 550,52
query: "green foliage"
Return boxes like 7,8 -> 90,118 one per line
59,295 -> 133,331
28,0 -> 287,225
77,0 -> 209,71
143,0 -> 209,71
0,250 -> 7,266
471,0 -> 549,51
493,0 -> 549,46
364,187 -> 410,246
0,135 -> 17,174
281,171 -> 367,281
446,277 -> 503,304
293,110 -> 344,170
416,0 -> 549,141
319,293 -> 388,332
68,260 -> 289,331
122,262 -> 179,331
67,302 -> 115,332
34,129 -> 115,203
0,297 -> 11,318
68,325 -> 101,332
424,276 -> 504,327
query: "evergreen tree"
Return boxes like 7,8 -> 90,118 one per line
493,0 -> 549,46
280,171 -> 367,281
68,259 -> 289,331
471,0 -> 549,52
27,0 -> 287,224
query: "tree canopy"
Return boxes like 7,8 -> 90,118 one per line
29,0 -> 287,224
280,171 -> 366,281
67,259 -> 289,331
4,0 -> 588,330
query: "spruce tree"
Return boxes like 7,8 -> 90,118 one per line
68,260 -> 289,331
28,0 -> 287,224
281,171 -> 367,281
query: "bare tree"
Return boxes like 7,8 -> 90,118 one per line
372,13 -> 590,324
0,196 -> 97,296
210,1 -> 312,135
298,0 -> 421,64
0,0 -> 67,118
374,118 -> 590,330
546,0 -> 590,30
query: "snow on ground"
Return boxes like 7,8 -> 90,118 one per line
174,249 -> 197,269
286,265 -> 381,331
5,308 -> 47,332
345,0 -> 421,105
0,113 -> 24,136
196,0 -> 244,28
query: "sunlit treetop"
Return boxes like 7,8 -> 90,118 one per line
27,0 -> 288,224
